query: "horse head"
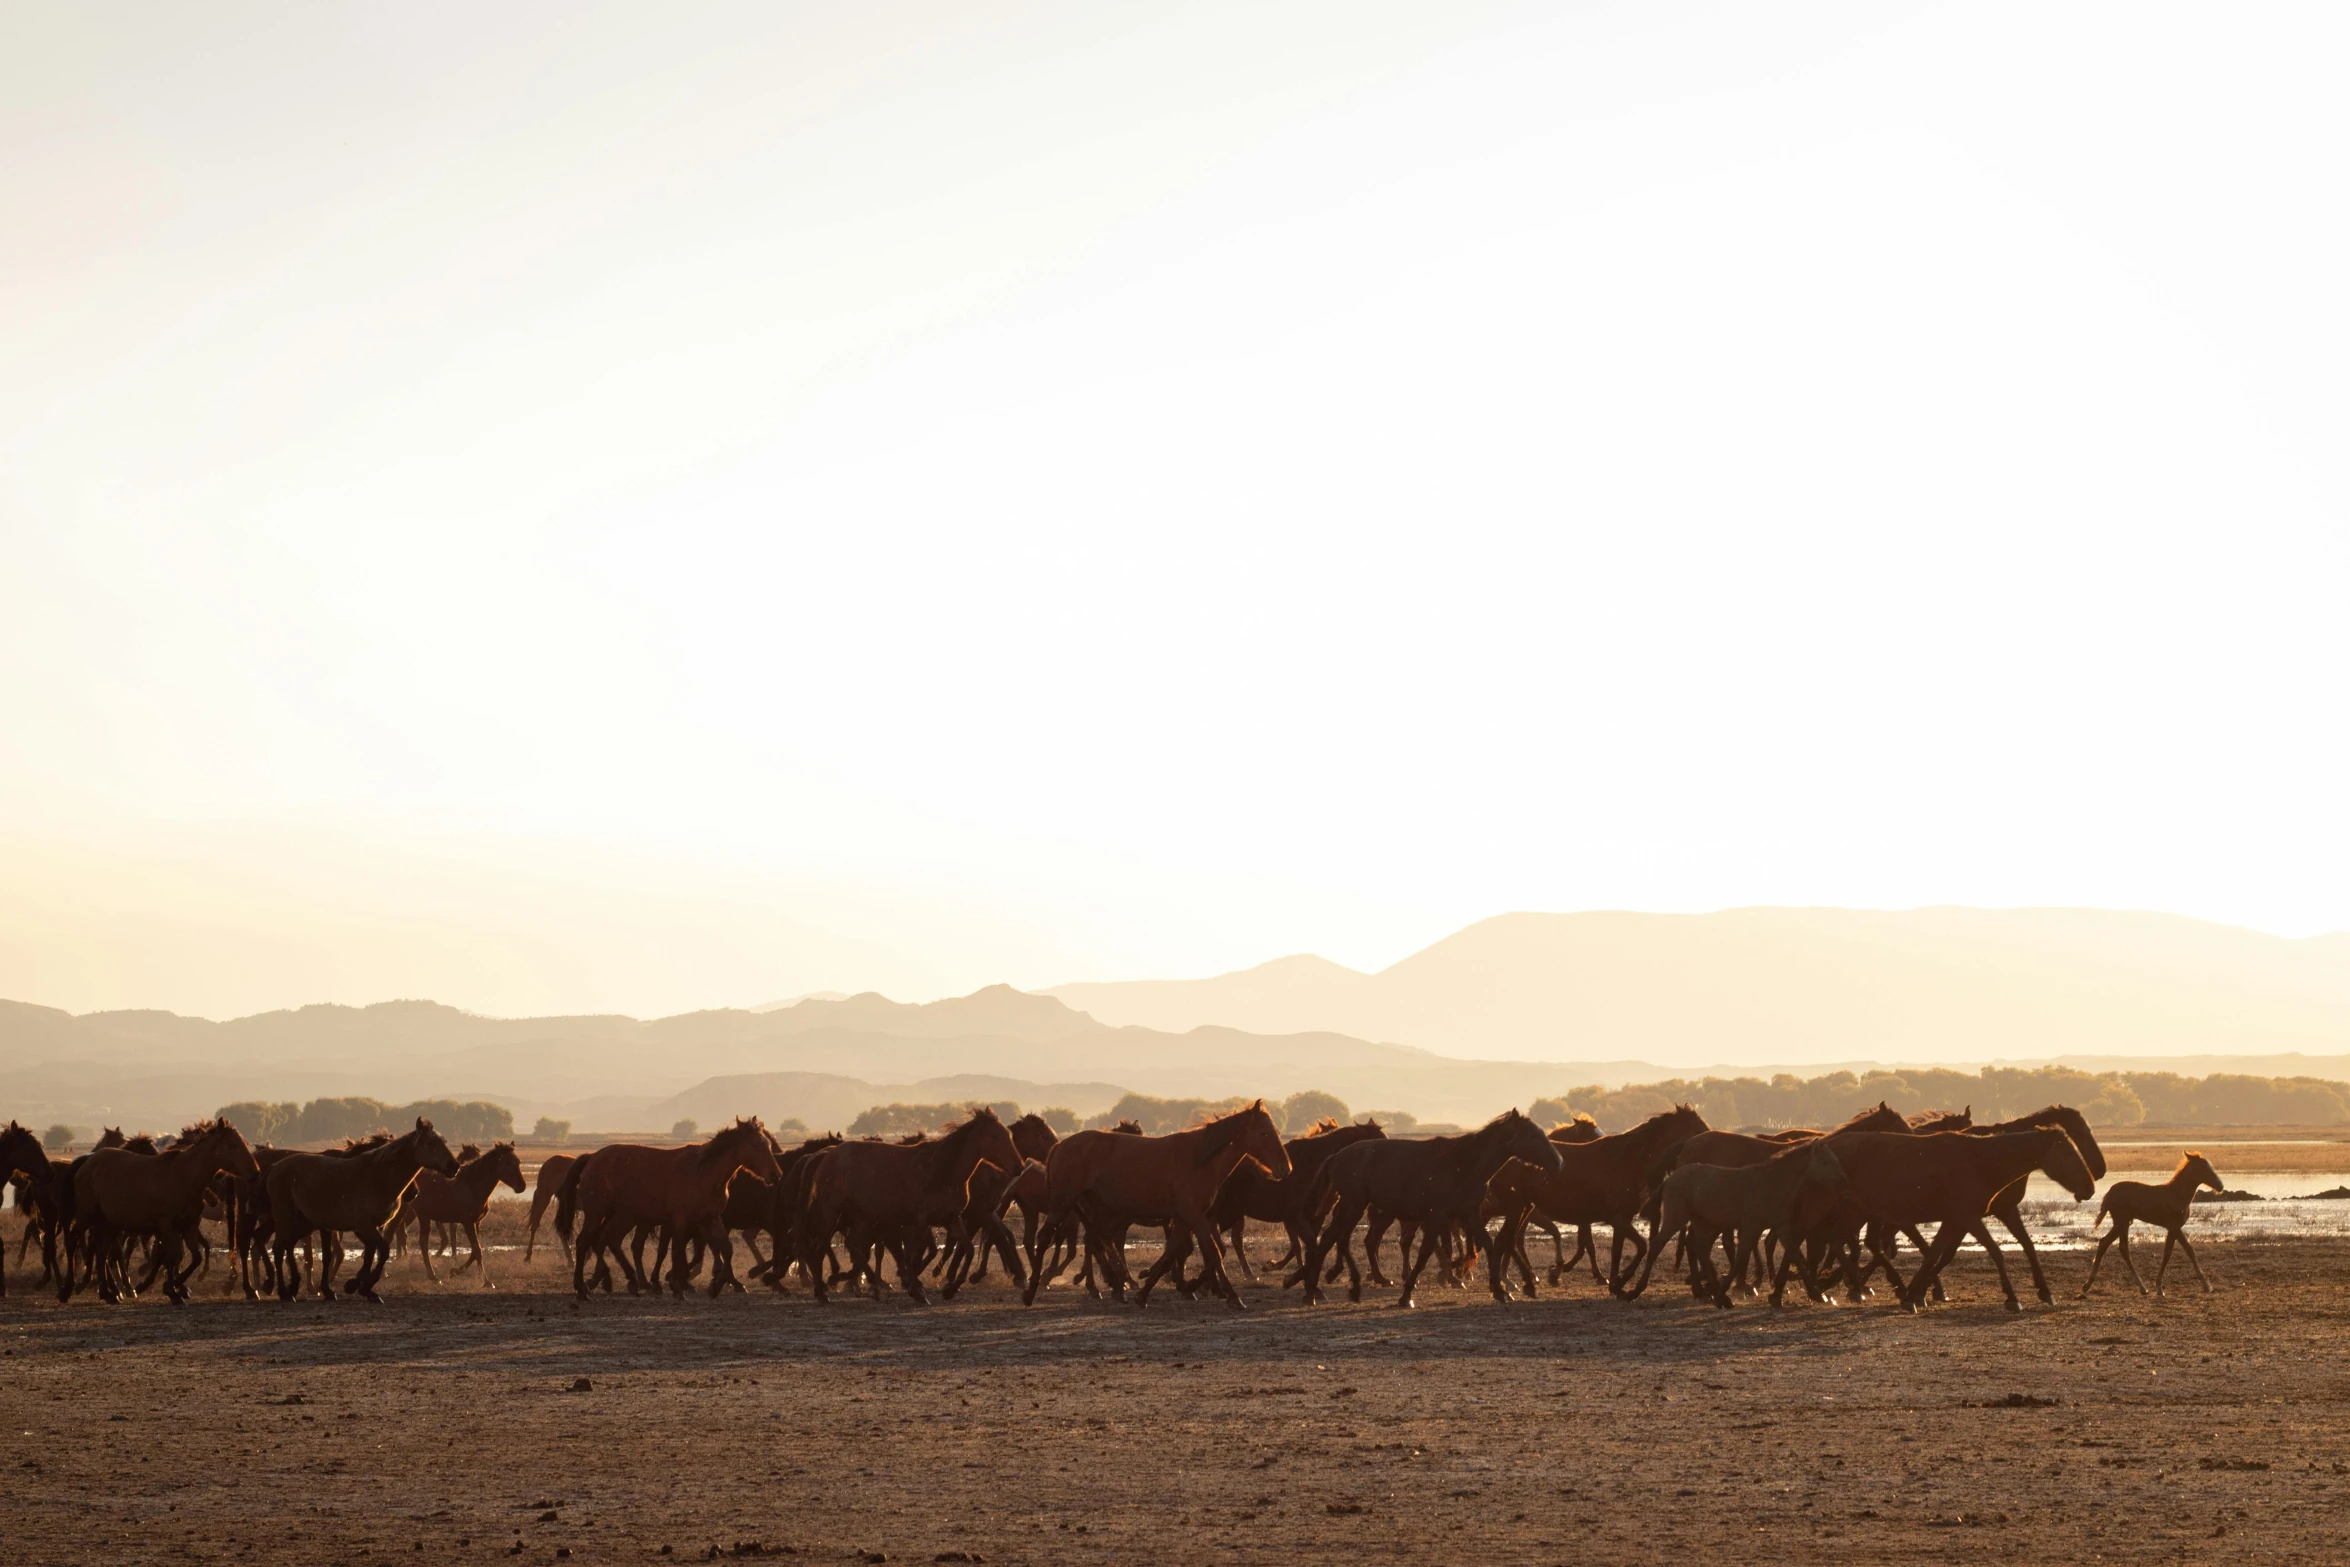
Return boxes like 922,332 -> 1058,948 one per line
0,1121 -> 46,1180
2180,1151 -> 2224,1195
484,1142 -> 527,1195
2036,1126 -> 2099,1201
406,1118 -> 461,1178
1232,1101 -> 1291,1180
718,1117 -> 783,1183
1008,1112 -> 1060,1162
955,1106 -> 1023,1178
97,1127 -> 126,1150
2039,1105 -> 2108,1180
1550,1113 -> 1601,1144
192,1118 -> 263,1183
1495,1108 -> 1563,1172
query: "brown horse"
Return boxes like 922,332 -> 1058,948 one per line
1201,1119 -> 1387,1282
524,1153 -> 576,1263
69,1120 -> 262,1304
797,1109 -> 1021,1304
1813,1127 -> 2097,1310
2081,1152 -> 2223,1297
1490,1105 -> 1710,1298
1974,1106 -> 2107,1305
1292,1111 -> 1562,1307
570,1118 -> 783,1299
398,1142 -> 526,1284
269,1120 -> 461,1302
1023,1102 -> 1289,1310
1,1122 -> 57,1296
1635,1140 -> 1850,1306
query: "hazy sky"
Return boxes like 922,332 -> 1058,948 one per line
4,2 -> 2347,1020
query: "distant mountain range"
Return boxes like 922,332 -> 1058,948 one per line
0,984 -> 1656,1132
1044,908 -> 2350,1063
10,906 -> 2350,1135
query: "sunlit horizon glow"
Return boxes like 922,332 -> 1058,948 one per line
4,3 -> 2347,1021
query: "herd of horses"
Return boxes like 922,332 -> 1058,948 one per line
0,1096 -> 2228,1312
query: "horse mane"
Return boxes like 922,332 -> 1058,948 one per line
1825,1102 -> 1893,1135
177,1119 -> 221,1142
455,1143 -> 483,1164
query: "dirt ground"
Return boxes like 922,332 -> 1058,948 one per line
5,1213 -> 2349,1567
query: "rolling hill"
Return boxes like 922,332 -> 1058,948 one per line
1043,907 -> 2350,1064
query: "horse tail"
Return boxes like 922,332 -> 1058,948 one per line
554,1155 -> 589,1245
2089,1188 -> 2115,1233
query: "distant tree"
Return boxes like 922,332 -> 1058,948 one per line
670,1118 -> 698,1141
216,1101 -> 298,1142
531,1116 -> 572,1145
1278,1090 -> 1349,1134
1037,1107 -> 1081,1136
1527,1097 -> 1572,1128
41,1123 -> 73,1152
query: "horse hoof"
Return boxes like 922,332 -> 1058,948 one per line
2005,1299 -> 2023,1314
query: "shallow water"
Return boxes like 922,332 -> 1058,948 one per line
2016,1172 -> 2350,1249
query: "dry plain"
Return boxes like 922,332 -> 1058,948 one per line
6,1191 -> 2350,1567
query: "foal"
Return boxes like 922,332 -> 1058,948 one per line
2081,1153 -> 2223,1297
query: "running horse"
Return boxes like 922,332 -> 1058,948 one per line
569,1118 -> 783,1300
797,1108 -> 1022,1304
0,1122 -> 57,1296
68,1120 -> 262,1304
397,1142 -> 527,1285
1023,1102 -> 1289,1310
1807,1127 -> 2097,1310
1201,1119 -> 1386,1283
267,1120 -> 461,1303
1290,1110 -> 1560,1307
1488,1105 -> 1711,1298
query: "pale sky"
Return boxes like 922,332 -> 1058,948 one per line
3,2 -> 2347,1020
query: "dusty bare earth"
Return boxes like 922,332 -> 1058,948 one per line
5,1212 -> 2349,1567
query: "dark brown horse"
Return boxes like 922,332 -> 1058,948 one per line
1634,1140 -> 1850,1306
1201,1119 -> 1386,1282
1023,1102 -> 1289,1310
569,1119 -> 783,1300
70,1120 -> 262,1304
1811,1128 -> 2097,1310
1489,1105 -> 1710,1297
1292,1111 -> 1562,1307
397,1142 -> 526,1284
0,1122 -> 56,1296
798,1109 -> 1021,1304
1974,1106 -> 2107,1305
268,1120 -> 461,1302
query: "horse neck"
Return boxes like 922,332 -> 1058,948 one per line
157,1134 -> 240,1204
687,1132 -> 763,1195
1973,1129 -> 2064,1187
1453,1122 -> 1523,1183
456,1157 -> 507,1197
916,1121 -> 994,1184
2167,1162 -> 2206,1192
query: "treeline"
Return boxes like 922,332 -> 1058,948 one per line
1537,1066 -> 2350,1132
214,1096 -> 515,1145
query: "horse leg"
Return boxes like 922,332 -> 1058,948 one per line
2173,1228 -> 2213,1292
1361,1213 -> 1394,1288
355,1227 -> 393,1302
1969,1220 -> 2024,1312
465,1221 -> 488,1283
1396,1224 -> 1441,1310
1991,1202 -> 2055,1305
1900,1223 -> 1967,1312
2114,1220 -> 2148,1295
704,1222 -> 737,1301
2154,1230 -> 2175,1297
2080,1228 -> 2118,1297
